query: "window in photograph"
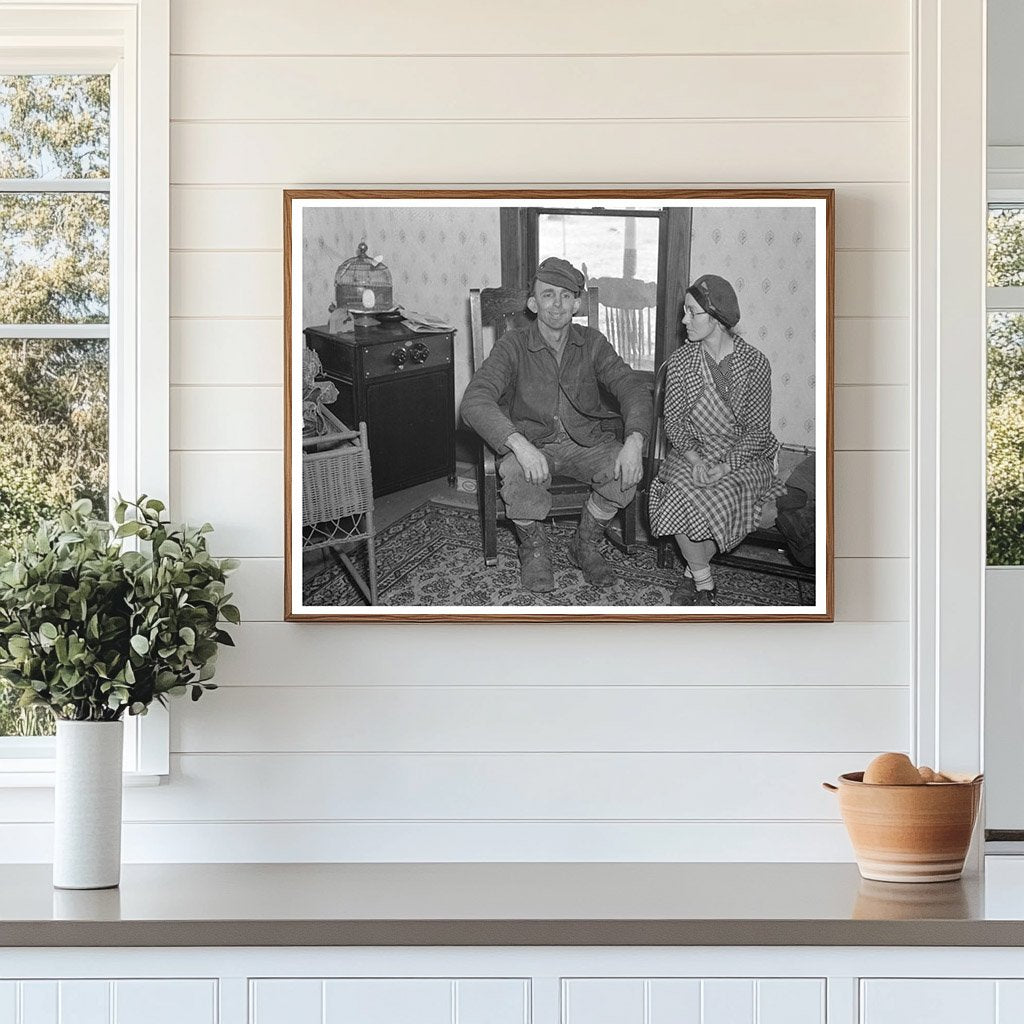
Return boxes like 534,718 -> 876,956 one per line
0,74 -> 111,738
537,211 -> 662,372
986,206 -> 1024,566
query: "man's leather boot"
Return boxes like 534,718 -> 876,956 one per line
569,506 -> 617,586
515,521 -> 554,593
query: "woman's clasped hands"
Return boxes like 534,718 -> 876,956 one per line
689,457 -> 730,488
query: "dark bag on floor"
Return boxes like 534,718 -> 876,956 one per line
775,454 -> 816,569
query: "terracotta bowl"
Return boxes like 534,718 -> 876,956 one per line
823,772 -> 983,883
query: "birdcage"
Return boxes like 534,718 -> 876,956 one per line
334,241 -> 395,321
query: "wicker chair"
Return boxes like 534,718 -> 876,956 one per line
302,408 -> 378,605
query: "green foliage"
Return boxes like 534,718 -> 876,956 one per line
0,668 -> 52,737
0,75 -> 113,729
989,209 -> 1024,288
987,209 -> 1024,564
0,75 -> 111,642
0,76 -> 110,326
988,395 -> 1024,565
0,497 -> 239,723
0,339 -> 108,534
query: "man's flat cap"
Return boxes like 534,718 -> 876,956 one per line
535,256 -> 585,295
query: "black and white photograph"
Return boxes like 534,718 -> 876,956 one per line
285,190 -> 833,621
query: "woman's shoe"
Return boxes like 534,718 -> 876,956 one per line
694,587 -> 717,606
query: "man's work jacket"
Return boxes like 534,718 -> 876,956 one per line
460,321 -> 653,455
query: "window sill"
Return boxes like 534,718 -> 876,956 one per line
0,767 -> 165,788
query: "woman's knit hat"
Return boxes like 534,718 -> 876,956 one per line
687,274 -> 740,329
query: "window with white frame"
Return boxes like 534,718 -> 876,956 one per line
0,2 -> 169,776
986,205 -> 1024,565
0,73 -> 111,738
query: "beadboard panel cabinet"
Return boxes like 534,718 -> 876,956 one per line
250,979 -> 528,1024
563,978 -> 825,1024
859,980 -> 1015,1024
0,980 -> 217,1024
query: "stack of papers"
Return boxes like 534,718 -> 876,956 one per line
401,310 -> 454,333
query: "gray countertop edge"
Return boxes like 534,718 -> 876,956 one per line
4,919 -> 1024,948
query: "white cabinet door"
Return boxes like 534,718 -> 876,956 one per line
249,979 -> 528,1024
562,978 -> 825,1024
862,980 -> 996,1024
0,980 -> 216,1024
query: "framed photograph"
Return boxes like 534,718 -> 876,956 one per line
284,189 -> 833,622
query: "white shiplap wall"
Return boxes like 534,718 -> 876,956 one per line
8,0 -> 916,862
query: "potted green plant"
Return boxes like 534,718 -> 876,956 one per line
0,497 -> 239,889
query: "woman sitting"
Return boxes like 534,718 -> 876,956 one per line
648,274 -> 784,606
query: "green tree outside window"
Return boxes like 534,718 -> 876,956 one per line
0,75 -> 110,736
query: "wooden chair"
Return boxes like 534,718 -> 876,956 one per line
640,359 -> 815,583
586,274 -> 658,371
468,285 -> 638,567
302,408 -> 378,604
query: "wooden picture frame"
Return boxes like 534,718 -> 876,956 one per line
284,189 -> 834,622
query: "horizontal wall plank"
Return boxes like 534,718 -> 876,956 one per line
835,250 -> 909,318
834,451 -> 909,558
171,187 -> 284,251
171,451 -> 283,556
174,448 -> 907,558
171,249 -> 908,320
171,252 -> 280,318
834,318 -> 909,386
120,752 -> 868,820
171,54 -> 908,122
225,557 -> 284,620
171,385 -> 282,450
170,0 -> 909,56
834,385 -> 909,450
0,821 -> 856,863
834,557 -> 909,621
171,319 -> 283,386
171,184 -> 909,252
835,185 -> 909,251
170,121 -> 909,186
211,621 -> 910,687
171,685 -> 909,754
230,557 -> 909,623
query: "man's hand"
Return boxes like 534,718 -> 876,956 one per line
614,432 -> 644,488
507,434 -> 550,485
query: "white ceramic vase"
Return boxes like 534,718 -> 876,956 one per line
53,720 -> 124,889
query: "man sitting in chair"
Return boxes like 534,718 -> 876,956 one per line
461,257 -> 653,594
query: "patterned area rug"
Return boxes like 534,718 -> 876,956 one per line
303,501 -> 813,609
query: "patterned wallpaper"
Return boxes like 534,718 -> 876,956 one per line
302,205 -> 817,447
690,207 -> 817,448
302,206 -> 502,408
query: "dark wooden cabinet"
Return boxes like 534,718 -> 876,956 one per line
304,323 -> 456,498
